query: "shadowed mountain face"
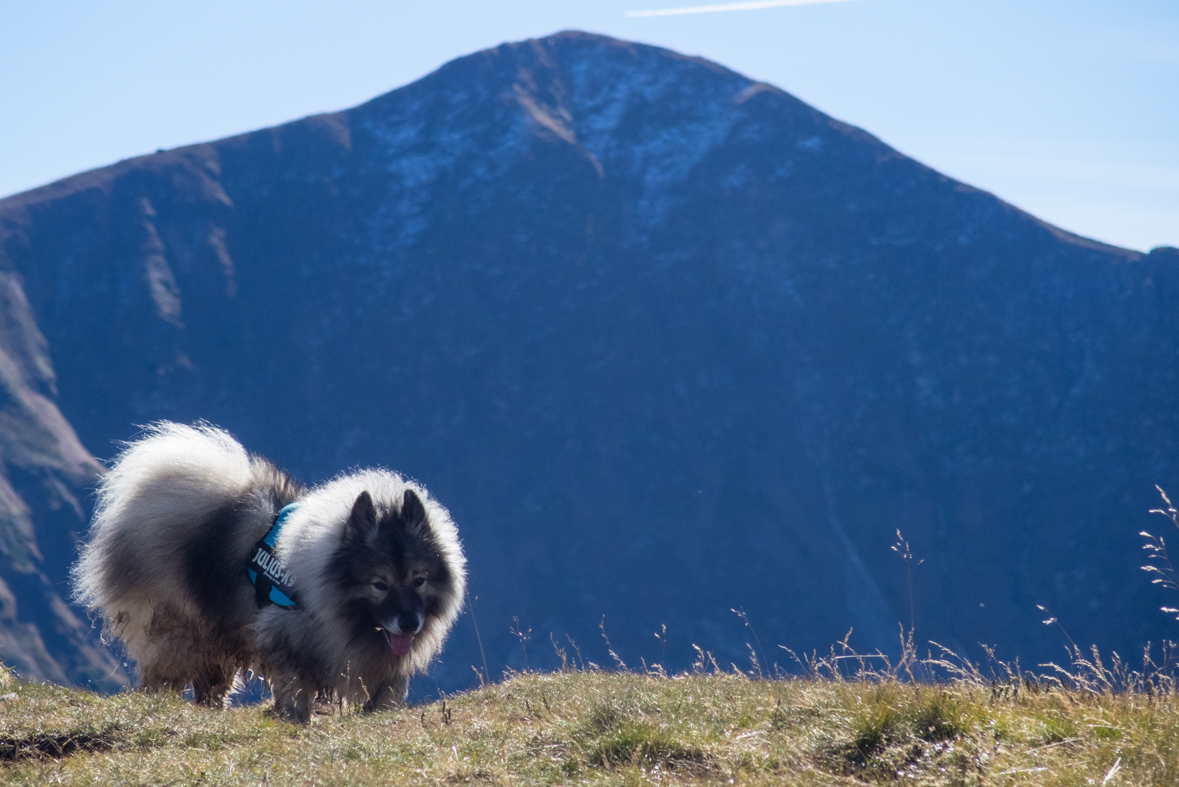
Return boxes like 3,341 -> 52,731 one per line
0,273 -> 120,687
1,31 -> 1177,689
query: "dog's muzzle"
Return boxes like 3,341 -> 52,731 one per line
381,613 -> 424,656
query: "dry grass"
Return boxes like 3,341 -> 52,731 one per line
1,644 -> 1178,787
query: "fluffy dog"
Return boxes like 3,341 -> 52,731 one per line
72,422 -> 466,722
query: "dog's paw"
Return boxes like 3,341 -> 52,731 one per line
364,677 -> 409,713
270,677 -> 314,724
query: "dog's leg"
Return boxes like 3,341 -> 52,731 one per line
139,663 -> 181,694
271,674 -> 315,724
365,675 -> 409,713
192,662 -> 235,708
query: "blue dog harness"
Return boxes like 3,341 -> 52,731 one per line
247,503 -> 301,610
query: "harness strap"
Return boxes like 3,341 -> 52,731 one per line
247,502 -> 301,609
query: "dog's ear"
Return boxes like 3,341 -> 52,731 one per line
400,488 -> 427,533
344,491 -> 379,544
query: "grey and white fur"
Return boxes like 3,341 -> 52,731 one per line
72,422 -> 466,722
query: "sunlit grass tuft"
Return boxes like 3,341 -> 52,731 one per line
0,647 -> 1178,785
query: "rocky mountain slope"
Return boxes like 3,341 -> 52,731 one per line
1,31 -> 1177,689
0,272 -> 119,686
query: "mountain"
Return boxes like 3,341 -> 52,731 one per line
1,31 -> 1177,689
0,271 -> 120,687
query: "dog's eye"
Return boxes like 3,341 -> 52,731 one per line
413,577 -> 427,588
371,580 -> 389,592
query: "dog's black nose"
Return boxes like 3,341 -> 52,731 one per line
399,612 -> 424,634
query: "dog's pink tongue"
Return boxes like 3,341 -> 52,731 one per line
388,633 -> 413,656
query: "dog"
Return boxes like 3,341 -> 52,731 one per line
72,422 -> 466,722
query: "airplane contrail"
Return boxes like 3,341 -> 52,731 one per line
626,0 -> 858,18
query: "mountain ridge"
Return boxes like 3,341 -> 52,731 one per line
6,31 -> 1139,260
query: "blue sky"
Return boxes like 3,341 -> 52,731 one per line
2,0 -> 1175,251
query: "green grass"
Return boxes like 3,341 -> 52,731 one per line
1,658 -> 1177,785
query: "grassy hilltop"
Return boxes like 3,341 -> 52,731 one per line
1,649 -> 1178,787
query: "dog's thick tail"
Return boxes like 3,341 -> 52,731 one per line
72,422 -> 257,613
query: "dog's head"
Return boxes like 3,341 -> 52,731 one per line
326,488 -> 458,657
